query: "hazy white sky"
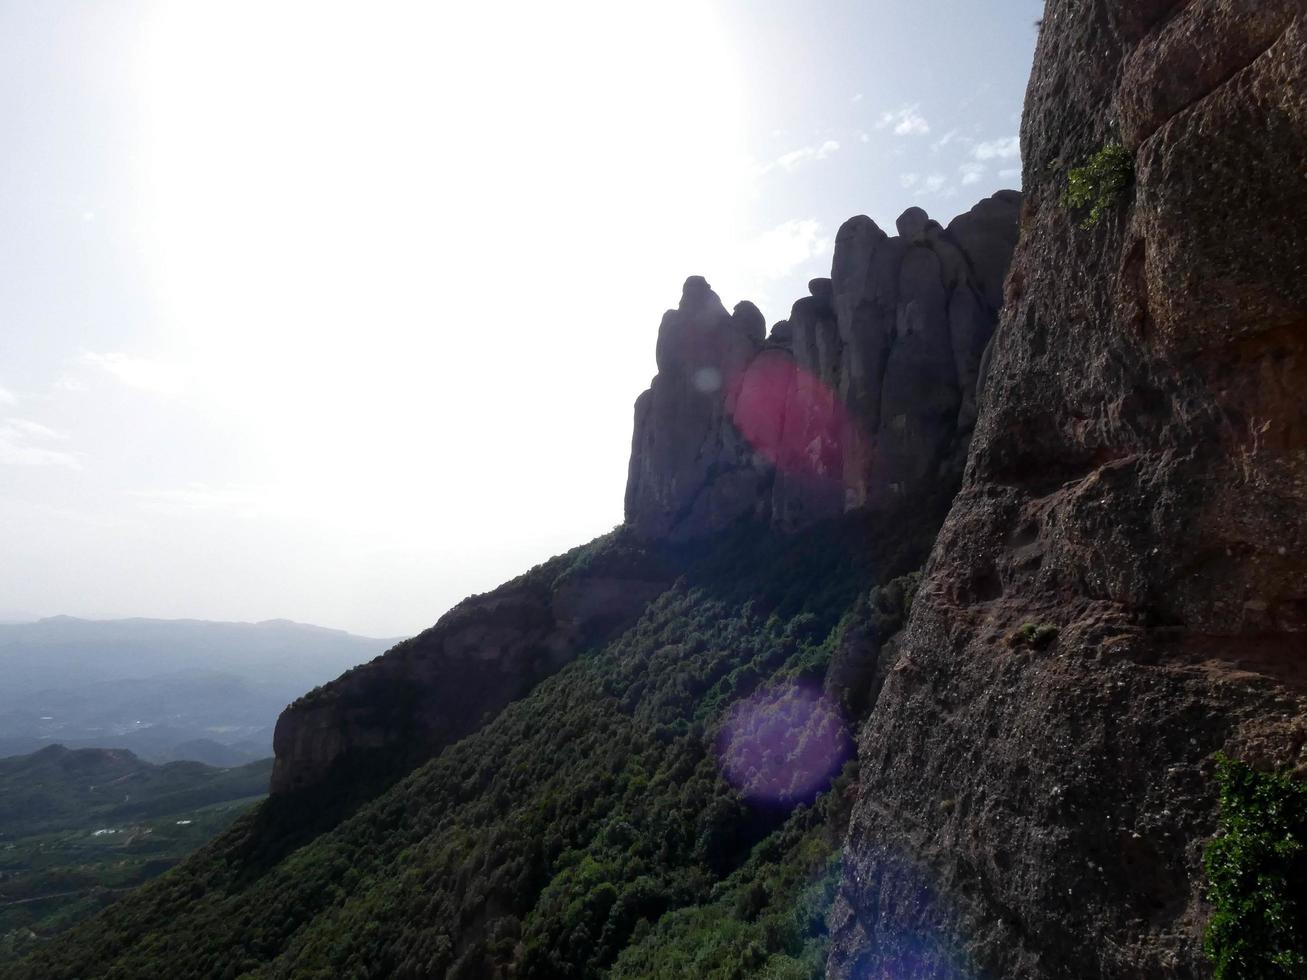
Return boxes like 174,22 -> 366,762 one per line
1,0 -> 1042,636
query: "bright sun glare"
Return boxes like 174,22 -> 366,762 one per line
136,1 -> 751,553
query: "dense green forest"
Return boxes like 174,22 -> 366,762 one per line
0,749 -> 270,964
5,500 -> 946,979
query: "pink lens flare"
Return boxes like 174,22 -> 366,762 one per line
726,351 -> 869,484
715,682 -> 853,807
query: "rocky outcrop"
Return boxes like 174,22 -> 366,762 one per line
623,277 -> 772,541
625,192 -> 1021,541
270,536 -> 672,794
829,2 -> 1307,977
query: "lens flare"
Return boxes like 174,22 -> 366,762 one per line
715,682 -> 852,806
727,351 -> 866,483
693,366 -> 724,393
840,848 -> 977,979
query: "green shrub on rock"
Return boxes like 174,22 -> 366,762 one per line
1204,755 -> 1307,979
1063,142 -> 1134,228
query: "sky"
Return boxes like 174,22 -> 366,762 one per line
0,0 -> 1044,637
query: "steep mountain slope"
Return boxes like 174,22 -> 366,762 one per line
7,511 -> 941,979
5,189 -> 1020,979
828,1 -> 1307,977
270,537 -> 676,795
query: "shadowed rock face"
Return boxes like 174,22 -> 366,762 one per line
270,541 -> 671,795
829,2 -> 1307,977
624,192 -> 1022,541
623,277 -> 771,541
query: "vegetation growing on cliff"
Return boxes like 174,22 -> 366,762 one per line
1204,756 -> 1307,979
1063,142 -> 1133,228
8,507 -> 941,979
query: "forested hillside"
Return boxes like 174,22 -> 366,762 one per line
6,499 -> 946,979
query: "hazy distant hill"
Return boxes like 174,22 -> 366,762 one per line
0,618 -> 396,765
0,744 -> 272,835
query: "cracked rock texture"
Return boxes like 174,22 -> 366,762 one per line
828,1 -> 1307,977
624,192 -> 1021,541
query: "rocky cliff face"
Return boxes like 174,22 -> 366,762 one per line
270,538 -> 672,794
625,193 -> 1022,540
829,2 -> 1307,977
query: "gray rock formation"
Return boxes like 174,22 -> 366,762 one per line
623,277 -> 772,540
624,192 -> 1022,540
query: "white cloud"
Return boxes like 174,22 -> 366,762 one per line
858,131 -> 870,144
130,484 -> 262,515
974,136 -> 1021,160
0,384 -> 16,406
959,162 -> 987,186
877,104 -> 930,136
0,418 -> 79,469
931,129 -> 962,152
900,173 -> 921,189
852,93 -> 864,103
998,167 -> 1022,180
83,351 -> 188,396
744,219 -> 829,280
923,174 -> 949,194
5,418 -> 67,441
769,139 -> 841,173
53,375 -> 88,393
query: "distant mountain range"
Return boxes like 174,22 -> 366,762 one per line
0,618 -> 398,765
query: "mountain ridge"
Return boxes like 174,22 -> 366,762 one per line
6,615 -> 397,643
0,617 -> 394,767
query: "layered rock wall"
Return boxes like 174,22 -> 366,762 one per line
830,1 -> 1307,976
625,193 -> 1021,540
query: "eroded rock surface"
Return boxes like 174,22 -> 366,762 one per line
625,192 -> 1022,541
829,2 -> 1307,977
270,538 -> 671,794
